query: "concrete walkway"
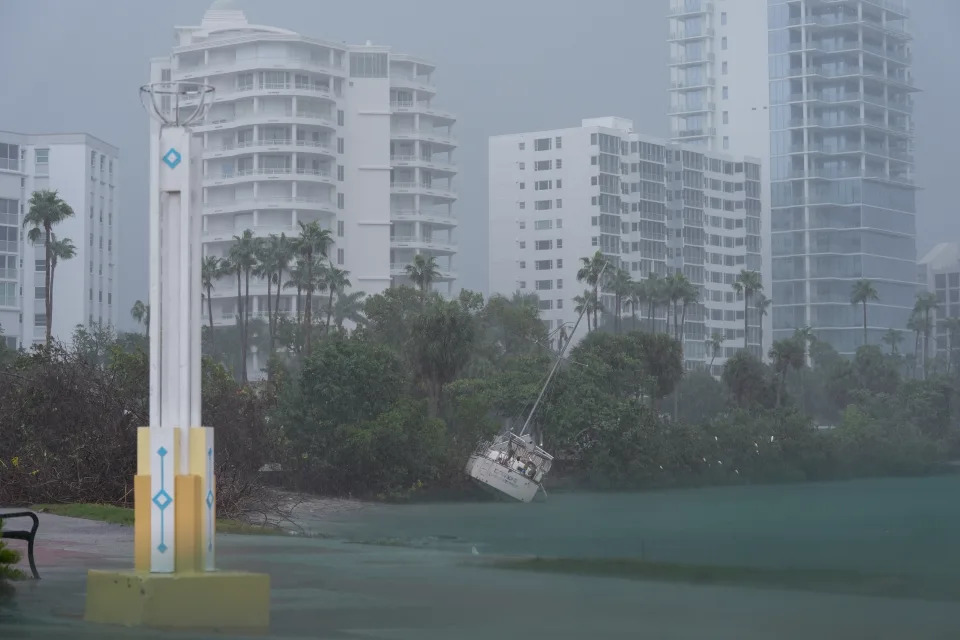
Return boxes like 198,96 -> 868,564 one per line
1,512 -> 959,639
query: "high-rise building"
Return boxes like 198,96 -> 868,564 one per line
768,0 -> 917,354
150,3 -> 457,369
669,0 -> 918,356
668,0 -> 772,354
0,131 -> 120,349
489,117 -> 762,371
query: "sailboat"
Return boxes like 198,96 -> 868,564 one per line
465,263 -> 609,502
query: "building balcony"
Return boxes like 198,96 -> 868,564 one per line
668,102 -> 715,115
193,112 -> 337,132
668,28 -> 714,41
391,209 -> 458,227
389,75 -> 436,94
390,154 -> 457,175
670,77 -> 715,90
390,181 -> 456,201
204,138 -> 335,159
390,128 -> 457,148
390,263 -> 456,281
673,127 -> 716,139
390,235 -> 456,254
668,53 -> 714,66
206,167 -> 334,186
204,197 -> 336,216
203,224 -> 302,244
390,100 -> 456,123
668,1 -> 712,17
178,83 -> 336,108
176,56 -> 346,82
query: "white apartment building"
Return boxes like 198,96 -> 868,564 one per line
149,2 -> 457,365
0,132 -> 120,349
489,117 -> 762,371
668,0 -> 918,356
918,243 -> 960,361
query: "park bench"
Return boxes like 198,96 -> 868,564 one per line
0,511 -> 40,579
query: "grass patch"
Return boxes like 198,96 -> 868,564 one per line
31,504 -> 287,536
492,557 -> 960,602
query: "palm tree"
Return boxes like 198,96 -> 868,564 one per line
606,268 -> 633,333
913,292 -> 938,379
645,273 -> 664,333
48,235 -> 76,337
23,190 -> 74,345
323,264 -> 351,334
333,290 -> 366,332
294,221 -> 334,356
944,317 -> 960,375
577,251 -> 607,330
850,279 -> 879,347
573,289 -> 602,332
405,254 -> 440,293
228,230 -> 259,382
708,332 -> 725,373
625,279 -> 647,331
131,299 -> 149,332
201,255 -> 224,350
732,269 -> 763,354
769,337 -> 805,407
755,293 -> 771,351
881,328 -> 904,356
272,234 -> 294,343
677,277 -> 699,348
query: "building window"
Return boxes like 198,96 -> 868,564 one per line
518,221 -> 526,229
337,137 -> 344,153
534,160 -> 552,171
337,248 -> 344,265
556,159 -> 562,169
721,11 -> 727,25
337,220 -> 344,237
556,239 -> 562,248
591,156 -> 597,165
534,220 -> 553,230
556,219 -> 562,229
518,142 -> 525,151
556,199 -> 562,208
557,279 -> 563,289
535,280 -> 553,291
555,136 -> 562,149
519,201 -> 525,209
519,281 -> 527,289
519,261 -> 526,269
538,300 -> 553,311
534,138 -> 552,151
338,193 -> 345,209
722,86 -> 729,99
557,299 -> 563,309
535,260 -> 552,270
722,61 -> 728,74
723,111 -> 729,124
721,37 -> 728,50
519,182 -> 525,189
535,240 -> 553,251
90,150 -> 96,168
557,259 -> 563,268
723,136 -> 730,149
534,200 -> 552,211
590,133 -> 598,145
556,179 -> 562,189
535,180 -> 551,191
348,52 -> 388,77
337,165 -> 344,181
518,162 -> 525,170
591,176 -> 598,185
519,241 -> 526,249
34,148 -> 49,174
337,109 -> 344,126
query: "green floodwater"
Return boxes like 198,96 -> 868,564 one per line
312,475 -> 960,580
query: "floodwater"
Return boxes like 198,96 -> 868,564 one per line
308,475 -> 960,579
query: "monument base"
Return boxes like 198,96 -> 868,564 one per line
84,569 -> 270,630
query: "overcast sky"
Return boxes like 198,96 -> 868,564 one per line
1,0 -> 956,329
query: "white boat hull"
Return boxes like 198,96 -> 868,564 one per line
466,454 -> 541,503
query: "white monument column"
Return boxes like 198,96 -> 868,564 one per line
85,82 -> 268,631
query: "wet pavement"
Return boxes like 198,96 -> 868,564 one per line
1,507 -> 959,639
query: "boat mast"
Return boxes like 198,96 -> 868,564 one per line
519,261 -> 609,437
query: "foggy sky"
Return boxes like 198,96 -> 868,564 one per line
0,0 -> 956,330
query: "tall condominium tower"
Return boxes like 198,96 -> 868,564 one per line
0,132 -> 120,348
489,117 -> 762,372
150,3 -> 458,372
